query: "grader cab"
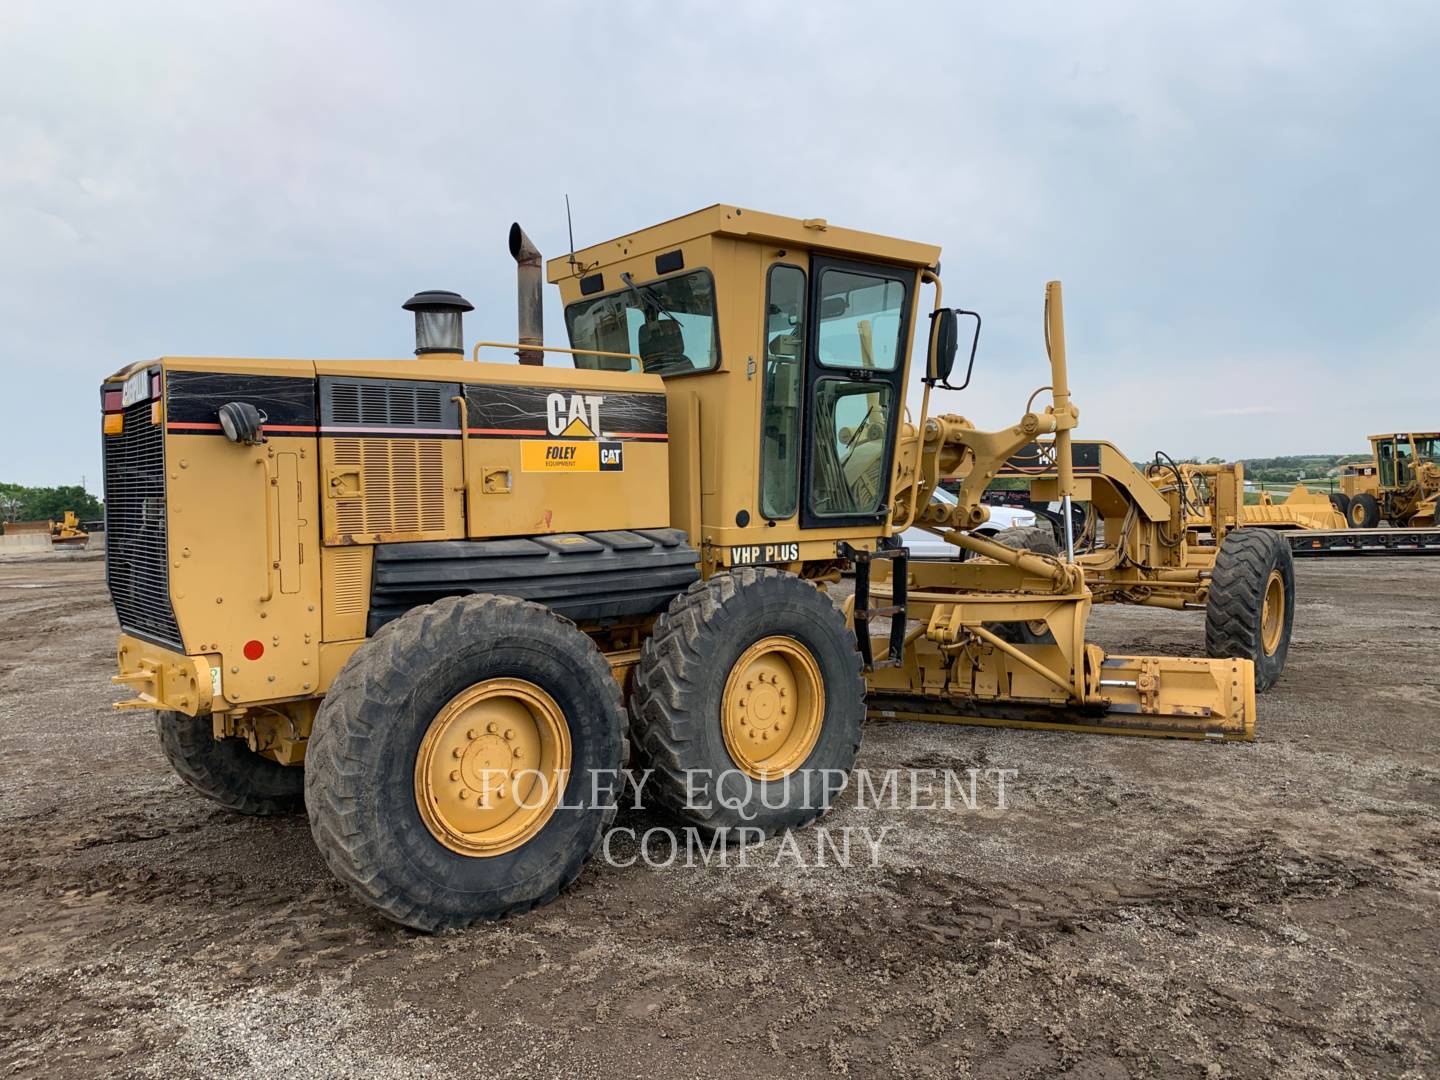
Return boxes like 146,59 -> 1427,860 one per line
101,206 -> 1256,931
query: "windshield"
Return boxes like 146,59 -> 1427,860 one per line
1414,436 -> 1438,465
564,269 -> 719,376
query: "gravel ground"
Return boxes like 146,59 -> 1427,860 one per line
0,555 -> 1436,1079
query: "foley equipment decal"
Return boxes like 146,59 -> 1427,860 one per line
521,441 -> 625,472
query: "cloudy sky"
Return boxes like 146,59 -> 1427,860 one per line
3,1 -> 1438,491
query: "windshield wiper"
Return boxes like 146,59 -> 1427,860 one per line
620,272 -> 680,323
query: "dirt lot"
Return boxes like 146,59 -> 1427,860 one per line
0,555 -> 1436,1078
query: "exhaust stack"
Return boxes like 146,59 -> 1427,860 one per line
508,223 -> 544,366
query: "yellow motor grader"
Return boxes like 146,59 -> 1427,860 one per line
1337,432 -> 1440,528
101,206 -> 1257,930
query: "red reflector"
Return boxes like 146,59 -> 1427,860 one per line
103,389 -> 123,411
243,640 -> 265,661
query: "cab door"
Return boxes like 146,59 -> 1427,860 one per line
1377,438 -> 1397,487
797,257 -> 915,529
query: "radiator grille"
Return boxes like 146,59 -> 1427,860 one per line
104,398 -> 183,649
329,381 -> 446,427
332,438 -> 447,536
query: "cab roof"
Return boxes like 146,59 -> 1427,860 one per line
546,204 -> 941,284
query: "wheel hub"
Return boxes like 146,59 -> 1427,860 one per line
415,678 -> 571,857
1260,570 -> 1285,656
721,636 -> 824,780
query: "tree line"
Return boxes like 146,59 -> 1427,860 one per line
1,484 -> 104,525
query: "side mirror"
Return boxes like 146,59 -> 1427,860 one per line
928,309 -> 959,384
926,307 -> 981,389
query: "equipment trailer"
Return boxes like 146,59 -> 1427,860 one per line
1284,526 -> 1440,557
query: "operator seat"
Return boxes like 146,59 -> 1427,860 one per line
638,319 -> 689,374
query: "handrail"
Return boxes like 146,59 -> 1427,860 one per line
258,458 -> 275,603
471,341 -> 643,364
891,270 -> 942,534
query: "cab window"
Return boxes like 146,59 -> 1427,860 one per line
759,265 -> 805,519
815,268 -> 907,371
564,270 -> 719,376
808,379 -> 893,516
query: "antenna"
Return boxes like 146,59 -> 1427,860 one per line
565,194 -> 578,273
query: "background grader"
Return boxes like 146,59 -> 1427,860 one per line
102,206 -> 1259,931
1337,432 -> 1440,528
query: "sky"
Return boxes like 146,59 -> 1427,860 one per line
3,0 -> 1438,492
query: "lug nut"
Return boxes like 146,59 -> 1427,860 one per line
467,729 -> 478,740
459,789 -> 470,800
504,729 -> 514,740
450,770 -> 460,782
487,722 -> 498,734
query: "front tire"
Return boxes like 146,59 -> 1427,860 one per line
305,595 -> 627,932
156,711 -> 304,816
991,524 -> 1062,557
631,568 -> 864,837
1348,493 -> 1380,529
1205,530 -> 1295,692
1328,492 -> 1351,520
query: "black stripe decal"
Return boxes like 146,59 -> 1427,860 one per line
166,370 -> 317,427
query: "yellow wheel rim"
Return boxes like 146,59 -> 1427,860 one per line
414,678 -> 571,857
1350,502 -> 1366,526
721,636 -> 824,781
1260,570 -> 1285,656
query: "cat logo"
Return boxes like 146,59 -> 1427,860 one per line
547,392 -> 603,438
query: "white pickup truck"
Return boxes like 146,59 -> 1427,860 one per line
900,487 -> 1038,559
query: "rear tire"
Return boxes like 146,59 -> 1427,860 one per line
156,711 -> 304,816
1205,530 -> 1295,692
631,568 -> 864,837
305,595 -> 627,932
1348,493 -> 1380,529
1328,492 -> 1351,520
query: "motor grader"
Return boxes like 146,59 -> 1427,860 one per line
101,206 -> 1256,931
1337,432 -> 1440,528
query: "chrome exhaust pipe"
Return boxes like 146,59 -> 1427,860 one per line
508,223 -> 543,366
